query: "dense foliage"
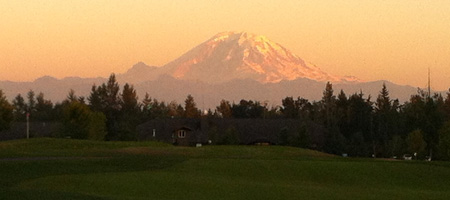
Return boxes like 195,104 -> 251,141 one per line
3,74 -> 450,160
0,90 -> 14,131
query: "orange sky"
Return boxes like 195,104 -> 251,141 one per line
1,0 -> 449,90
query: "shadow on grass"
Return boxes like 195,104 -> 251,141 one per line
0,154 -> 187,198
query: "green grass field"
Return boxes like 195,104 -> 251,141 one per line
1,138 -> 450,199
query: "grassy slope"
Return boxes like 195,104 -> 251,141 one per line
1,138 -> 450,200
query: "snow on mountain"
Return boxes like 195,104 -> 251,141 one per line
159,31 -> 360,84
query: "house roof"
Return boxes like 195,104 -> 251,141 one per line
174,126 -> 194,132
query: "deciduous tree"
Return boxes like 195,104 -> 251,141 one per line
406,129 -> 427,158
216,100 -> 232,118
61,101 -> 106,140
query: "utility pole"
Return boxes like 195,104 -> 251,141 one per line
26,112 -> 30,139
427,67 -> 433,160
428,67 -> 431,98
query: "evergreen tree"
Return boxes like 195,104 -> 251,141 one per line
26,90 -> 37,119
88,74 -> 122,140
167,101 -> 183,118
0,90 -> 14,131
321,82 -> 336,127
297,97 -> 313,121
374,83 -> 401,157
336,90 -> 349,138
118,83 -> 140,140
12,94 -> 26,121
176,104 -> 185,117
66,89 -> 78,104
281,97 -> 298,118
320,82 -> 345,154
34,92 -> 54,121
121,83 -> 139,114
88,85 -> 102,112
438,120 -> 450,160
443,89 -> 450,121
374,83 -> 392,156
231,100 -> 265,118
424,95 -> 444,158
142,93 -> 154,119
141,94 -> 170,119
346,92 -> 373,156
403,89 -> 443,158
184,95 -> 200,118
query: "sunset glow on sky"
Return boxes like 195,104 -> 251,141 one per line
1,0 -> 449,90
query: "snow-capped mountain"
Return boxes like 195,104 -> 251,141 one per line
157,31 -> 359,84
3,31 -> 427,109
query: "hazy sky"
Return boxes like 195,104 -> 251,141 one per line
1,0 -> 449,90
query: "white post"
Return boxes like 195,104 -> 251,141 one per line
26,113 -> 29,139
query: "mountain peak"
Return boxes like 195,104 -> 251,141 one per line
126,62 -> 155,73
152,31 -> 361,84
210,31 -> 267,40
35,76 -> 58,83
208,31 -> 276,50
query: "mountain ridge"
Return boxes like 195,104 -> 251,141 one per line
0,31 -> 433,108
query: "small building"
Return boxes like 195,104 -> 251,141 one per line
173,126 -> 194,146
137,118 -> 208,146
137,118 -> 325,148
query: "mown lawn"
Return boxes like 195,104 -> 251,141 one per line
1,138 -> 450,199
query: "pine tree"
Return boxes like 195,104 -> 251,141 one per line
88,85 -> 102,112
0,90 -> 14,131
184,95 -> 200,118
346,92 -> 373,156
121,83 -> 139,114
26,90 -> 36,116
438,120 -> 450,160
374,83 -> 401,157
88,74 -> 122,140
118,83 -> 140,140
281,97 -> 298,118
321,82 -> 336,127
320,82 -> 345,154
443,89 -> 450,121
34,92 -> 54,121
12,94 -> 26,121
66,89 -> 78,104
336,90 -> 349,138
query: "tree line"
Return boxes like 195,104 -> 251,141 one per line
1,74 -> 450,160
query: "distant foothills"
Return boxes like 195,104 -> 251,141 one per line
0,32 -> 438,108
1,73 -> 450,161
